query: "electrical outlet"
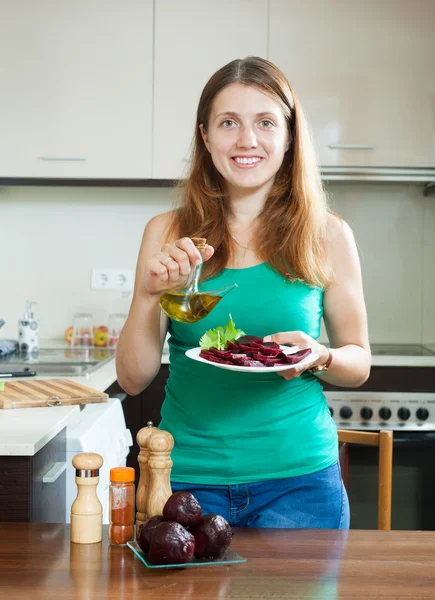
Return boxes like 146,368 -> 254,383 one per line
91,268 -> 134,291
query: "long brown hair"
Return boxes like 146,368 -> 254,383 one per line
168,56 -> 330,287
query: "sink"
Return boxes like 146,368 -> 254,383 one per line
0,359 -> 112,378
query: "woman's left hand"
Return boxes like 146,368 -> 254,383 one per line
263,331 -> 329,381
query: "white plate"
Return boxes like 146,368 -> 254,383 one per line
185,346 -> 319,373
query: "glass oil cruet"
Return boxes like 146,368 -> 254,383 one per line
159,237 -> 237,323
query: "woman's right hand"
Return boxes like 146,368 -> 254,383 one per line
143,237 -> 215,296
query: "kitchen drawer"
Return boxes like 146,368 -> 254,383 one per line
0,428 -> 66,523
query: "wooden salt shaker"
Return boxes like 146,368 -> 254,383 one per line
136,421 -> 158,535
146,429 -> 174,517
71,452 -> 103,544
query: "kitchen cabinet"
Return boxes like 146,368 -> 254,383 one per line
269,0 -> 435,168
0,427 -> 66,522
0,1 -> 153,178
152,0 -> 269,179
110,372 -> 167,483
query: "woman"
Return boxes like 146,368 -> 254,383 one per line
116,57 -> 371,529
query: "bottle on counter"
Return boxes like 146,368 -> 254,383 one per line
71,452 -> 104,544
109,467 -> 136,546
18,301 -> 39,353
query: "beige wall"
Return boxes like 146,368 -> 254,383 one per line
1,183 -> 434,344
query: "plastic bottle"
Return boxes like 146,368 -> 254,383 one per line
109,467 -> 136,546
18,301 -> 39,353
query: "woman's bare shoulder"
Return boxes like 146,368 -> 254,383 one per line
145,210 -> 176,236
138,210 -> 177,258
326,211 -> 354,247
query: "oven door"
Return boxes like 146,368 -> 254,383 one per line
347,431 -> 435,530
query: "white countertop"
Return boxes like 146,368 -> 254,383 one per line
371,355 -> 435,367
0,404 -> 80,456
0,340 -> 119,457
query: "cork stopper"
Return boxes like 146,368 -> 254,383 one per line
72,452 -> 103,471
191,237 -> 207,249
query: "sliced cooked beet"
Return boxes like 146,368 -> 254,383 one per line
226,341 -> 240,350
261,341 -> 280,349
199,351 -> 233,364
237,344 -> 257,353
252,342 -> 281,353
235,335 -> 263,346
229,352 -> 247,361
262,358 -> 288,366
285,348 -> 312,364
242,360 -> 265,367
209,348 -> 232,358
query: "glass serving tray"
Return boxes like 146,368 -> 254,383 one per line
127,540 -> 246,569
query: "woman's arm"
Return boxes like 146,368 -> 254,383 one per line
316,214 -> 371,387
264,215 -> 371,388
116,213 -> 215,396
116,213 -> 172,396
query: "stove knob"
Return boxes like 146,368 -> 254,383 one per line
379,407 -> 392,421
339,406 -> 353,419
398,408 -> 411,421
416,408 -> 429,421
328,406 -> 334,417
360,407 -> 373,420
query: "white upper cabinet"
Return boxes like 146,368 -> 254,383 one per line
269,0 -> 435,168
153,0 -> 268,179
0,1 -> 153,178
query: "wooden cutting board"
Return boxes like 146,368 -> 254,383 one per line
0,378 -> 108,409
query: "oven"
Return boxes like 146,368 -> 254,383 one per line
324,344 -> 435,530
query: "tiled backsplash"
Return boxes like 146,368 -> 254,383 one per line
1,183 -> 434,344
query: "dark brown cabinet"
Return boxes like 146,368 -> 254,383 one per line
108,365 -> 169,483
0,428 -> 66,522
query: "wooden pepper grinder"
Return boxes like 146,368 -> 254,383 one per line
71,452 -> 104,544
136,421 -> 158,536
146,429 -> 174,517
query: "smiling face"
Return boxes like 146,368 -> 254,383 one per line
200,83 -> 290,193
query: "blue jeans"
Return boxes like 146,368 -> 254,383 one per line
171,461 -> 350,529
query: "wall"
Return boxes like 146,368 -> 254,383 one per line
0,185 -> 174,341
1,183 -> 434,344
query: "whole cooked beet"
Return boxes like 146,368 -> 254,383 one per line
192,514 -> 232,559
163,491 -> 203,527
148,521 -> 195,565
137,515 -> 164,553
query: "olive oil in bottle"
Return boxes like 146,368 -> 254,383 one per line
160,292 -> 222,324
159,237 -> 237,324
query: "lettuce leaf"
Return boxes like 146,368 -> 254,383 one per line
199,315 -> 245,351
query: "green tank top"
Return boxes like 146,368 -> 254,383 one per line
159,262 -> 338,484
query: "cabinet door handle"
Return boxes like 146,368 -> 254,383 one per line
42,461 -> 67,483
123,429 -> 133,447
38,156 -> 87,161
328,144 -> 375,150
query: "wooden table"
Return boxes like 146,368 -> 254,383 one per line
1,524 -> 435,599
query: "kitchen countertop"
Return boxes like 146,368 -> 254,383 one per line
0,404 -> 80,456
2,523 -> 435,599
0,341 -> 119,457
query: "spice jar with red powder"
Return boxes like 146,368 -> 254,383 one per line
109,467 -> 136,546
